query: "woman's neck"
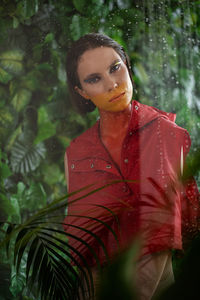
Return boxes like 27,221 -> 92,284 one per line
99,103 -> 132,140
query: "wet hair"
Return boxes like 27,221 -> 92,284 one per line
66,33 -> 133,114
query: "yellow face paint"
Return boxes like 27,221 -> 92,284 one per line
89,82 -> 132,112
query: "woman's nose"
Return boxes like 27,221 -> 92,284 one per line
105,76 -> 118,92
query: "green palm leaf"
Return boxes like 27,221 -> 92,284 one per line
25,236 -> 40,283
0,181 -> 135,299
10,140 -> 46,174
14,228 -> 35,273
24,228 -> 92,299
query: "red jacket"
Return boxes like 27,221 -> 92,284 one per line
63,100 -> 200,266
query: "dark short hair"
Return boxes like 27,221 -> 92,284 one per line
66,33 -> 133,114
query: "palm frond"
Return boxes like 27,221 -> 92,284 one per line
0,181 -> 123,299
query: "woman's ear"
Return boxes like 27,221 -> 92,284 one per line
74,86 -> 90,99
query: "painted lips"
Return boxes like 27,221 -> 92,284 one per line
109,92 -> 125,102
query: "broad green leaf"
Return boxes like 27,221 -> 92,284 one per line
16,0 -> 39,19
0,66 -> 13,83
85,0 -> 107,17
20,71 -> 41,92
133,62 -> 149,84
43,164 -> 64,185
116,0 -> 131,9
17,181 -> 26,196
23,182 -> 47,211
10,141 -> 46,174
44,32 -> 54,43
0,50 -> 24,75
0,193 -> 17,221
0,106 -> 15,128
12,88 -> 32,112
97,240 -> 140,300
70,15 -> 91,41
0,105 -> 17,145
5,125 -> 22,152
0,161 -> 12,180
73,0 -> 86,13
44,99 -> 68,121
9,195 -> 21,223
10,256 -> 26,297
34,121 -> 56,144
34,106 -> 57,144
13,16 -> 19,29
36,63 -> 54,72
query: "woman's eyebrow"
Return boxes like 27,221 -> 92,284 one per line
83,59 -> 121,82
109,59 -> 121,68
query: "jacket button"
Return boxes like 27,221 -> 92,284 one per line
122,185 -> 128,192
106,165 -> 112,169
129,131 -> 133,136
71,164 -> 75,169
124,158 -> 128,163
90,163 -> 94,168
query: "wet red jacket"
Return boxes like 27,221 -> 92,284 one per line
63,100 -> 200,266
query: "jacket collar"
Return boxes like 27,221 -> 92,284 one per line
128,100 -> 176,132
81,100 -> 176,147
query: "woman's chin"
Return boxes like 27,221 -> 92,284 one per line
105,100 -> 132,113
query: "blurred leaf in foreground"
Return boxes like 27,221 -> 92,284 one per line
97,239 -> 141,300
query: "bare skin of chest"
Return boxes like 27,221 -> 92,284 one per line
99,104 -> 132,169
102,135 -> 124,168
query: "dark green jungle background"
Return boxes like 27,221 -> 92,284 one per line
0,0 -> 200,299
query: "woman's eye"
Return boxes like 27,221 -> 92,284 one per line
85,77 -> 100,84
110,63 -> 121,73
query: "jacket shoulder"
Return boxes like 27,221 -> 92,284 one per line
158,116 -> 190,138
157,117 -> 191,155
66,121 -> 100,158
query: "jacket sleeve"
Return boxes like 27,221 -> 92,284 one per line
180,131 -> 200,248
138,118 -> 200,254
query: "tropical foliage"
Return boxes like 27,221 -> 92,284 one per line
0,0 -> 200,299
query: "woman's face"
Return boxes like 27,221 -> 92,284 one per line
75,47 -> 133,112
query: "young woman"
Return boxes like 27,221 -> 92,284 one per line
63,33 -> 200,299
